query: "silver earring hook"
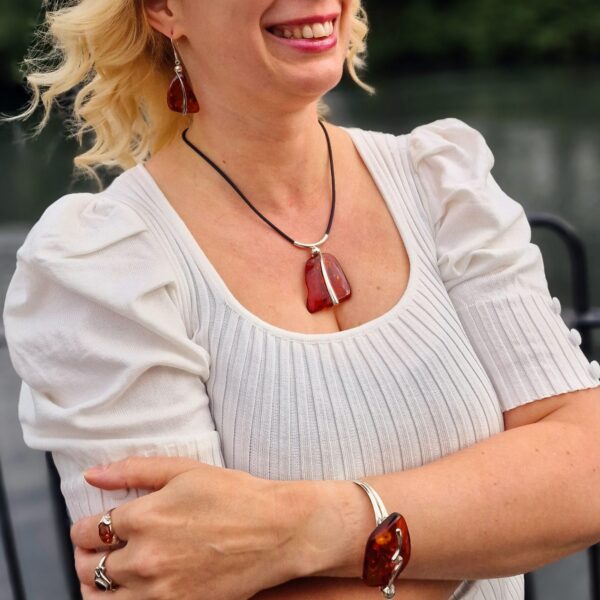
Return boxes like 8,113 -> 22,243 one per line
170,38 -> 183,74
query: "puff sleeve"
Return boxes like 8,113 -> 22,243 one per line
2,191 -> 225,523
407,117 -> 600,413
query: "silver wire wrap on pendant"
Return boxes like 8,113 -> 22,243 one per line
293,233 -> 339,305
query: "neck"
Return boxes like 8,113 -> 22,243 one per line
179,100 -> 334,214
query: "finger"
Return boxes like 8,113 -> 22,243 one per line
74,546 -> 128,590
80,583 -> 132,600
80,583 -> 104,600
71,504 -> 130,550
83,455 -> 204,491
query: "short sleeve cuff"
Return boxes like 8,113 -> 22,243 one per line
50,432 -> 225,523
454,291 -> 600,413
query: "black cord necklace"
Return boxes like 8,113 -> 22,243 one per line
181,119 -> 352,314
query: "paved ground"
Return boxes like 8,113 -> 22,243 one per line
0,224 -> 594,600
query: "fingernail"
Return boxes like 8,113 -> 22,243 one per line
84,464 -> 110,476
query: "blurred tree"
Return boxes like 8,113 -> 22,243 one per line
0,0 -> 42,86
363,0 -> 600,71
0,0 -> 43,118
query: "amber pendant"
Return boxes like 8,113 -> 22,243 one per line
304,248 -> 351,313
167,73 -> 200,114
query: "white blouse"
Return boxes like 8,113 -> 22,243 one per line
3,117 -> 599,600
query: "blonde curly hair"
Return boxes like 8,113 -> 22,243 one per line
2,0 -> 374,185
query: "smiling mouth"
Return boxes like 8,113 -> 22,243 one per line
266,18 -> 336,41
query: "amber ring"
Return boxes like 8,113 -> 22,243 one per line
98,508 -> 122,546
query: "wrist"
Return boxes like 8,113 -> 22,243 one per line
275,478 -> 374,580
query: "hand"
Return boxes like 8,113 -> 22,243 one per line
70,456 -> 306,600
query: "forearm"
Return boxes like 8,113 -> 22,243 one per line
293,412 -> 600,581
251,577 -> 462,600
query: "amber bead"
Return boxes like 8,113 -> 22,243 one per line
98,521 -> 115,545
305,252 -> 351,313
362,512 -> 411,587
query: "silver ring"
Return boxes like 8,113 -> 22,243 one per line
94,552 -> 118,592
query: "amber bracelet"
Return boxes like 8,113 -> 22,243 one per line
352,480 -> 411,599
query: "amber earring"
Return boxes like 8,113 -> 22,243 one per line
167,38 -> 199,115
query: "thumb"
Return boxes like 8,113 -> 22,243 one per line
83,455 -> 202,490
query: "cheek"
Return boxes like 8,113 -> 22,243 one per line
221,31 -> 268,81
186,3 -> 268,78
187,29 -> 262,89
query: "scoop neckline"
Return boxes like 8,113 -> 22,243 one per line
133,126 -> 420,342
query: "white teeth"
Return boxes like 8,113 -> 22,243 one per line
271,19 -> 334,40
302,24 -> 314,38
312,23 -> 326,37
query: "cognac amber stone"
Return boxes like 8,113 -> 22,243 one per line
167,75 -> 200,114
98,521 -> 115,545
362,512 -> 411,587
305,252 -> 351,313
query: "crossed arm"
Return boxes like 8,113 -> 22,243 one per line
252,386 -> 600,598
69,385 -> 600,599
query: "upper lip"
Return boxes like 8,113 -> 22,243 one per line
265,13 -> 338,29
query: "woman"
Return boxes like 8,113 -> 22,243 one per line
3,0 -> 600,598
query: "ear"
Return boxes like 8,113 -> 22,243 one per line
143,0 -> 184,38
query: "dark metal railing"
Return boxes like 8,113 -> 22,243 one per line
528,212 -> 600,600
1,211 -> 599,599
0,458 -> 26,600
528,212 -> 600,349
45,453 -> 83,600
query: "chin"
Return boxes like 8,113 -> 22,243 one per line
280,62 -> 345,101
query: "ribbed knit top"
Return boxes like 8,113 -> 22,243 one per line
4,117 -> 600,600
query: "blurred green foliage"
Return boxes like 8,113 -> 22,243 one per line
365,0 -> 600,70
0,0 -> 42,86
1,0 -> 599,93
